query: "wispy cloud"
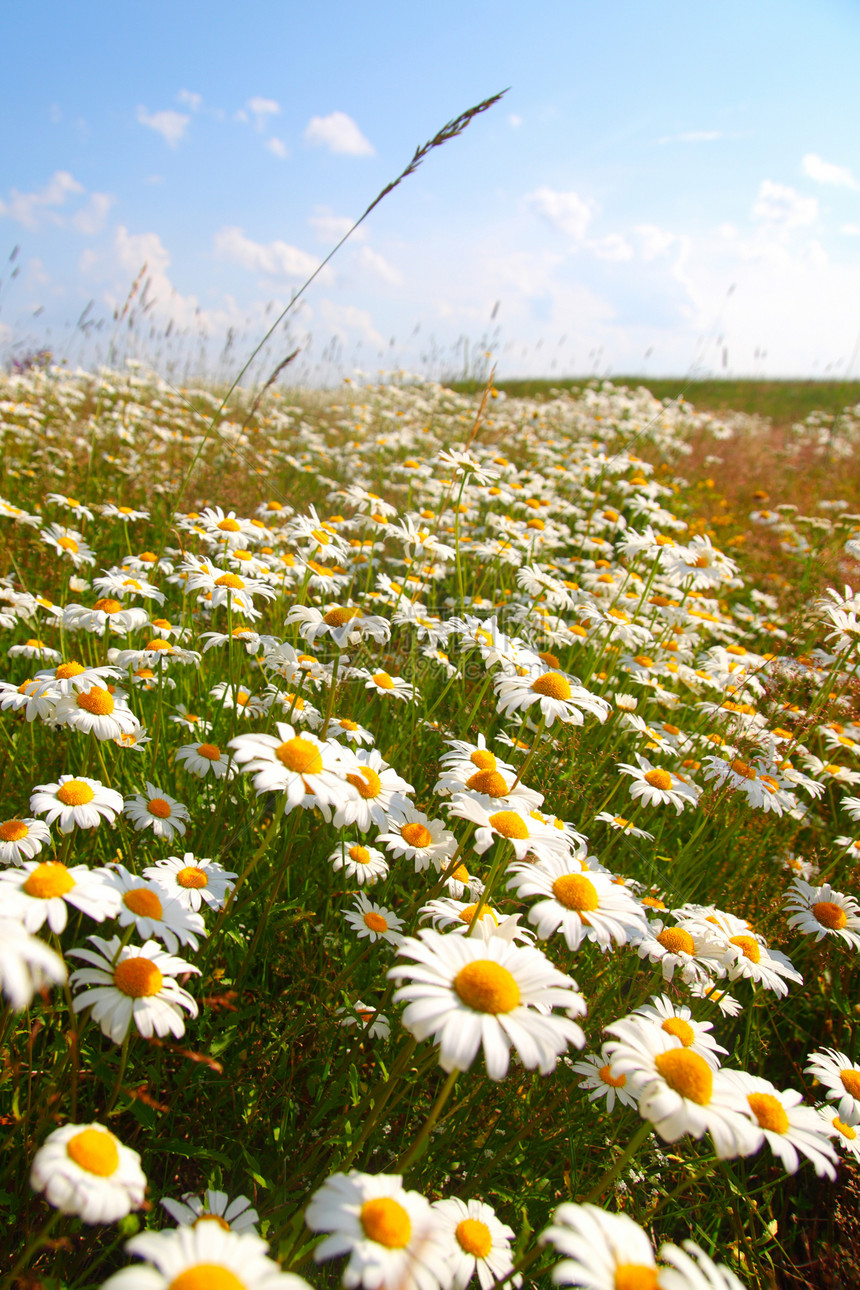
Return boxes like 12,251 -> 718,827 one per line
246,97 -> 281,130
213,225 -> 323,280
265,136 -> 289,160
357,246 -> 402,285
177,90 -> 202,113
304,111 -> 374,157
309,207 -> 364,244
136,106 -> 190,148
802,153 -> 859,190
656,130 -> 726,145
0,171 -> 108,233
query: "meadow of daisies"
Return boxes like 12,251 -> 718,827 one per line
2,364 -> 860,1290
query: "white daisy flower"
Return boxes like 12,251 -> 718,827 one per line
819,1106 -> 860,1160
363,669 -> 417,701
571,1047 -> 639,1111
286,603 -> 391,649
659,1240 -> 746,1290
721,1070 -> 838,1179
328,715 -> 375,746
687,980 -> 743,1017
142,853 -> 238,912
783,878 -> 860,948
336,747 -> 414,832
229,722 -> 346,813
635,918 -> 725,984
175,741 -> 237,780
124,783 -> 191,841
718,934 -> 802,999
507,856 -> 647,952
344,894 -> 404,946
29,775 -> 124,834
103,865 -> 206,953
69,935 -> 199,1043
377,808 -> 458,873
328,840 -> 390,886
168,704 -> 214,735
0,675 -> 59,722
447,793 -> 570,863
594,811 -> 655,840
631,994 -> 728,1069
30,1122 -> 146,1225
389,928 -> 586,1080
7,637 -> 61,662
101,1224 -> 309,1290
40,522 -> 95,567
52,682 -> 140,742
494,668 -> 611,728
305,1169 -> 450,1290
418,896 -> 515,937
604,1018 -> 762,1159
0,859 -> 118,932
540,1203 -> 660,1290
805,1048 -> 860,1125
0,816 -> 51,865
337,1000 -> 391,1041
0,916 -> 66,1009
432,1196 -> 520,1290
617,755 -> 699,814
161,1189 -> 260,1234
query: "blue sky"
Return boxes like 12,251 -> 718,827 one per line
2,0 -> 860,381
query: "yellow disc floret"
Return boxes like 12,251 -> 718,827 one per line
66,1128 -> 119,1177
454,960 -> 521,1014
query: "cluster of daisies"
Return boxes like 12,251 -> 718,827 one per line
2,365 -> 860,1288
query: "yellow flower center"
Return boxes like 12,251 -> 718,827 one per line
76,687 -> 115,716
275,737 -> 323,775
218,518 -> 242,532
197,744 -> 222,761
530,672 -> 572,701
656,927 -> 695,956
633,654 -> 654,668
349,845 -> 371,864
458,903 -> 497,926
360,1197 -> 412,1248
214,573 -> 245,589
642,896 -> 666,910
323,606 -> 362,626
192,1215 -> 232,1230
840,1069 -> 860,1099
456,1218 -> 492,1259
66,1128 -> 119,1177
552,873 -> 599,912
140,551 -> 158,562
146,798 -> 171,819
644,769 -> 674,791
338,718 -> 359,731
466,769 -> 509,797
363,910 -> 389,933
834,1116 -> 858,1141
93,598 -> 123,614
146,638 -> 173,651
347,768 -> 383,799
731,759 -> 756,780
452,864 -> 470,884
56,661 -> 86,679
372,672 -> 395,689
470,749 -> 497,770
0,820 -> 28,843
400,822 -> 432,848
488,811 -> 529,840
169,1267 -> 245,1290
661,1017 -> 695,1047
614,1267 -> 659,1290
729,934 -> 761,963
813,901 -> 848,930
654,1048 -> 713,1105
123,888 -> 164,920
57,780 -> 95,806
454,960 -> 521,1014
177,866 -> 208,889
747,1092 -> 789,1134
599,1063 -> 627,1088
113,957 -> 164,998
58,536 -> 79,553
24,862 -> 75,899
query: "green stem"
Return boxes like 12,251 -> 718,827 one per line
395,1067 -> 459,1172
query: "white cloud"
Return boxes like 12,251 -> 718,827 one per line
752,180 -> 818,230
309,206 -> 362,244
136,106 -> 190,148
71,192 -> 113,235
508,113 -> 523,128
635,224 -> 675,260
802,152 -> 859,190
213,225 -> 322,280
177,90 -> 202,113
841,223 -> 860,236
525,186 -> 592,241
247,97 -> 281,130
265,136 -> 289,159
0,170 -> 83,228
357,246 -> 402,285
304,111 -> 374,156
